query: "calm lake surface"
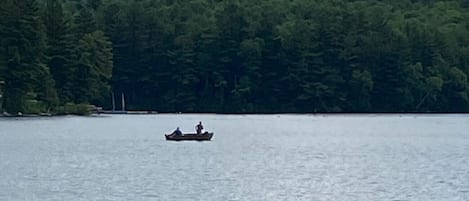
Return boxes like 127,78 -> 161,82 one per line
0,114 -> 468,201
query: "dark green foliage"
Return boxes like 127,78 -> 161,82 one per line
0,0 -> 58,114
44,0 -> 75,103
74,31 -> 113,105
55,102 -> 91,115
1,0 -> 469,113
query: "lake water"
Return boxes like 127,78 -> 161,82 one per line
0,114 -> 468,201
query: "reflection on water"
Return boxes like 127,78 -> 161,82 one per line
0,114 -> 468,201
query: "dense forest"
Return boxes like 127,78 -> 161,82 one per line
1,0 -> 469,114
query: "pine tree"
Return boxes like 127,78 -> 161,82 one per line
1,0 -> 58,114
44,0 -> 76,103
74,31 -> 113,105
74,5 -> 96,38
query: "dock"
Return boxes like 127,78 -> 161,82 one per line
100,110 -> 159,114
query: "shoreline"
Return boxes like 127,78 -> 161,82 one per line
2,111 -> 469,118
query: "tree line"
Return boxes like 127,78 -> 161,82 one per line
1,0 -> 469,114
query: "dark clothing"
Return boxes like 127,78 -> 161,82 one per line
196,124 -> 204,134
173,128 -> 182,136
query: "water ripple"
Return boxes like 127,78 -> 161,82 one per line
0,114 -> 468,201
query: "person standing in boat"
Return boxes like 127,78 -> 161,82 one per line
196,121 -> 204,135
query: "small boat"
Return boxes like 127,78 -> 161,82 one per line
165,132 -> 214,141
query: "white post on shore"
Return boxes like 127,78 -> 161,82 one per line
121,92 -> 125,111
111,92 -> 115,111
0,81 -> 4,113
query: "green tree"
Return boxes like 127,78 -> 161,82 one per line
442,67 -> 469,111
74,31 -> 113,105
44,0 -> 76,103
0,0 -> 58,114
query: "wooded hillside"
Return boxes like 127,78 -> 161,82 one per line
1,0 -> 469,113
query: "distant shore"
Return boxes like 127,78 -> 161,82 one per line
2,111 -> 468,118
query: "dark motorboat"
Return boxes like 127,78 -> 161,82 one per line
165,132 -> 214,141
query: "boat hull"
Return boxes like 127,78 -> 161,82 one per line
165,132 -> 213,141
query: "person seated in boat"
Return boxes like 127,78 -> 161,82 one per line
172,127 -> 182,136
196,121 -> 204,135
